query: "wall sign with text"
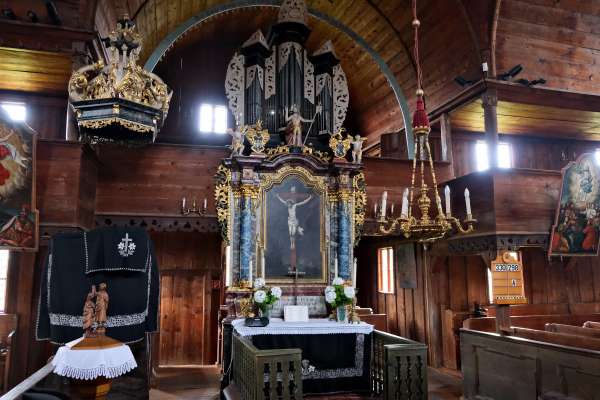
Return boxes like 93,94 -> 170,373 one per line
490,251 -> 527,304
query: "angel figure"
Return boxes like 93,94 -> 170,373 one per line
351,135 -> 367,164
82,286 -> 97,336
226,125 -> 246,156
95,283 -> 109,335
284,104 -> 320,147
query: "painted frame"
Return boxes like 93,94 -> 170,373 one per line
549,153 -> 600,257
259,166 -> 328,284
0,110 -> 38,251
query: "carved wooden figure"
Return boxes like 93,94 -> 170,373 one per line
82,286 -> 97,337
95,283 -> 109,335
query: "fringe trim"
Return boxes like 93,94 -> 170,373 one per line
53,360 -> 137,380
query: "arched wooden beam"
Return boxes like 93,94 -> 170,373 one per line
142,0 -> 415,159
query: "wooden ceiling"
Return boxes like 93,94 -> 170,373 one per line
0,47 -> 72,94
451,99 -> 600,140
94,0 -> 481,143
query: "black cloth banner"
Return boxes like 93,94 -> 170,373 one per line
251,332 -> 372,395
36,228 -> 159,344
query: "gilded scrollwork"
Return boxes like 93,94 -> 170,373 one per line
353,173 -> 367,245
214,164 -> 232,243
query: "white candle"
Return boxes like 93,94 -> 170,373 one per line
353,258 -> 357,288
401,188 -> 409,218
249,259 -> 253,282
262,252 -> 266,276
381,191 -> 388,218
182,197 -> 186,209
203,198 -> 207,210
464,188 -> 472,216
334,257 -> 338,278
374,203 -> 378,216
444,185 -> 451,216
391,203 -> 395,216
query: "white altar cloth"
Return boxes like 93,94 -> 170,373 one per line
232,318 -> 373,337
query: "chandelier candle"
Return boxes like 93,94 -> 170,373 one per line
464,188 -> 472,218
401,188 -> 409,218
444,185 -> 451,216
381,191 -> 388,218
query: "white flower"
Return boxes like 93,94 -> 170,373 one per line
271,287 -> 282,298
325,291 -> 337,304
254,278 -> 265,289
332,277 -> 344,286
343,286 -> 356,299
254,290 -> 267,303
324,286 -> 335,294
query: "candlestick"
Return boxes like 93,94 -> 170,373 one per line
381,191 -> 388,218
401,188 -> 409,218
444,185 -> 451,216
464,188 -> 472,217
334,257 -> 338,278
352,258 -> 357,288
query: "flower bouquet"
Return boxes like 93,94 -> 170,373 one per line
252,278 -> 282,320
324,277 -> 356,323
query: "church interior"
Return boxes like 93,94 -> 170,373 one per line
0,0 -> 600,399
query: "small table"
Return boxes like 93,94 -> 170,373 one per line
232,318 -> 373,395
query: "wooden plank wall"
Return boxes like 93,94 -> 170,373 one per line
451,131 -> 600,177
151,231 -> 222,366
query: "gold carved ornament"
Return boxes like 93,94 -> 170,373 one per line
353,173 -> 367,245
214,164 -> 232,244
329,128 -> 352,159
245,120 -> 270,154
67,18 -> 172,116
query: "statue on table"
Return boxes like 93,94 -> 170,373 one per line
284,104 -> 319,147
276,186 -> 312,250
351,135 -> 367,164
95,283 -> 109,335
226,125 -> 246,157
82,286 -> 97,337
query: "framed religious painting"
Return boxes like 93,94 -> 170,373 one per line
0,110 -> 38,251
260,167 -> 327,283
550,153 -> 600,257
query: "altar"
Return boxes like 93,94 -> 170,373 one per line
232,319 -> 373,395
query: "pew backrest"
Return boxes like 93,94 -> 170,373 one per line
545,323 -> 600,339
512,327 -> 600,351
583,321 -> 600,329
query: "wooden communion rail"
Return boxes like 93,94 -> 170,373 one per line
224,330 -> 428,400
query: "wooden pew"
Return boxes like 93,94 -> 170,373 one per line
545,323 -> 600,339
512,327 -> 600,351
360,314 -> 388,332
463,314 -> 600,333
584,321 -> 600,329
461,328 -> 600,400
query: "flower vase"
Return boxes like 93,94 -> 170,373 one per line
336,305 -> 348,323
259,305 -> 272,320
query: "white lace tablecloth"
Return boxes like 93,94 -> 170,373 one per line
232,318 -> 373,337
52,337 -> 137,380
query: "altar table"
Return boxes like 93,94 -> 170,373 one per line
232,318 -> 374,395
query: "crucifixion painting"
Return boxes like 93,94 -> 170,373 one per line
264,176 -> 323,281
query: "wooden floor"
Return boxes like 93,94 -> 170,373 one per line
149,366 -> 462,400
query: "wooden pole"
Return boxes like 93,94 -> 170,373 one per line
482,89 -> 499,169
495,304 -> 511,335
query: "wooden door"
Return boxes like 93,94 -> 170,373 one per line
151,231 -> 222,366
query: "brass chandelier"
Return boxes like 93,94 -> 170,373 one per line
378,0 -> 476,243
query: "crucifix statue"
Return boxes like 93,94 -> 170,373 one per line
276,185 -> 312,276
